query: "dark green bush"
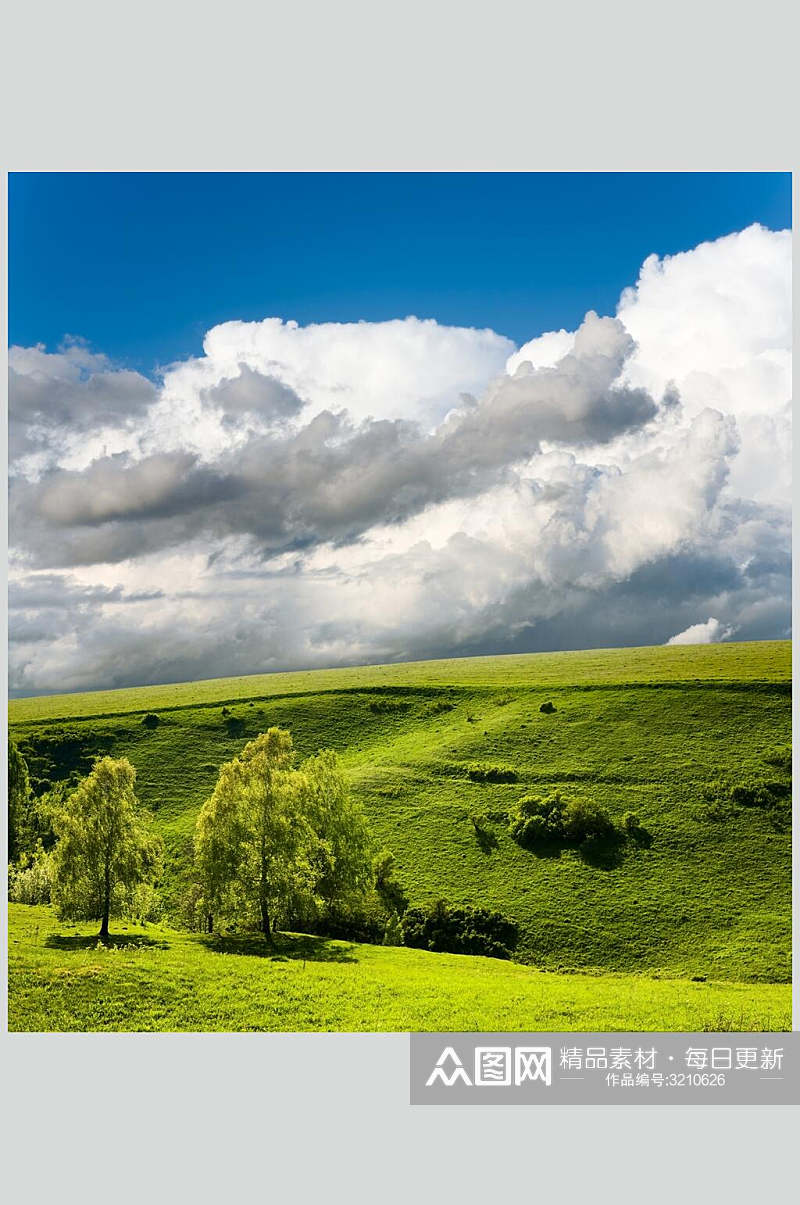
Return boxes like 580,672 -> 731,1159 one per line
539,701 -> 557,714
508,793 -> 566,849
509,791 -> 620,855
562,797 -> 616,843
703,778 -> 786,811
468,765 -> 518,784
291,897 -> 387,944
141,713 -> 160,729
401,899 -> 518,959
368,698 -> 410,715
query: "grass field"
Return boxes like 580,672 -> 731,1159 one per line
7,905 -> 791,1032
8,640 -> 792,1030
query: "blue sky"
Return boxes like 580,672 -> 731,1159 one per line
10,172 -> 791,371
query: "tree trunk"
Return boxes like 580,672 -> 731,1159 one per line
99,862 -> 111,942
259,842 -> 273,944
207,913 -> 214,934
260,899 -> 272,943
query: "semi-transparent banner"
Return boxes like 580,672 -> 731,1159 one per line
410,1032 -> 798,1105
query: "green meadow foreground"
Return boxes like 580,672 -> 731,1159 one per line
8,641 -> 792,1030
8,905 -> 790,1032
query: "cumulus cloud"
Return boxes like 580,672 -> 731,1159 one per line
667,617 -> 736,645
11,313 -> 663,567
7,224 -> 791,695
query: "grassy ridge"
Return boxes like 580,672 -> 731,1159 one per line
8,641 -> 791,991
8,640 -> 791,724
8,906 -> 791,1032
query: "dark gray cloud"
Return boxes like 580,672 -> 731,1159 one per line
12,314 -> 663,568
8,359 -> 157,462
202,364 -> 305,421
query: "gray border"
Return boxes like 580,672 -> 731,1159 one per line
1,2 -> 798,1194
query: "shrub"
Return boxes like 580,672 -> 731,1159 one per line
468,765 -> 518,784
539,701 -> 557,714
562,797 -> 616,843
509,791 -> 621,855
368,698 -> 409,715
141,713 -> 160,729
292,897 -> 387,944
8,842 -> 53,905
622,811 -> 640,834
508,793 -> 566,845
703,778 -> 784,811
470,813 -> 499,853
401,899 -> 518,959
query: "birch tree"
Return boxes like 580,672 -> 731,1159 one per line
51,757 -> 162,941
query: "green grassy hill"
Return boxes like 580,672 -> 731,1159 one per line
9,641 -> 792,1000
8,905 -> 791,1032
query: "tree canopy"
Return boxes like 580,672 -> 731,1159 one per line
195,728 -> 373,939
51,756 -> 162,940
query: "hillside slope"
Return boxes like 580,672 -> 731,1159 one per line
9,641 -> 791,983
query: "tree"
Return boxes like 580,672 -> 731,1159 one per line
195,728 -> 312,941
50,756 -> 162,941
194,729 -> 373,941
302,748 -> 373,910
8,740 -> 31,863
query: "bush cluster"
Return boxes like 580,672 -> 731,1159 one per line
368,698 -> 409,715
293,898 -> 388,944
401,899 -> 518,959
508,791 -> 617,852
468,765 -> 519,784
703,778 -> 788,812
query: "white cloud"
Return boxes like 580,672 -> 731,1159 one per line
506,327 -> 575,374
161,314 -> 514,442
666,617 -> 736,645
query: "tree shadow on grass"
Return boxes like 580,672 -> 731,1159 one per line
200,932 -> 359,963
45,933 -> 169,951
577,832 -> 627,869
627,824 -> 654,849
521,839 -> 564,861
472,823 -> 499,854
